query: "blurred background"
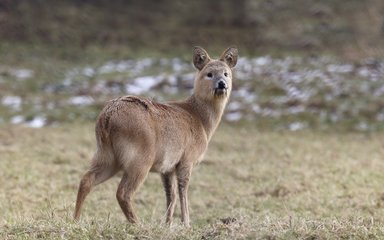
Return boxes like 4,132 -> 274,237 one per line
0,0 -> 384,131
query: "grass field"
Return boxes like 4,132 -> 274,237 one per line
2,123 -> 384,239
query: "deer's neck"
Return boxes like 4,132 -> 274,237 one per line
185,94 -> 228,140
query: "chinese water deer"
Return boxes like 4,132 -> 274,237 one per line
74,46 -> 238,227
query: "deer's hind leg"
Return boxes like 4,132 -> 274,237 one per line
161,171 -> 177,225
74,152 -> 118,221
116,165 -> 150,224
115,144 -> 153,224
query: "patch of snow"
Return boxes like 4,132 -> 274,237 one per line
160,75 -> 179,94
2,96 -> 22,111
171,58 -> 187,72
261,108 -> 282,118
253,56 -> 272,66
252,104 -> 261,113
98,60 -> 134,74
68,96 -> 94,106
237,58 -> 252,72
125,85 -> 145,95
330,113 -> 339,123
233,88 -> 256,102
99,61 -> 117,74
286,106 -> 306,114
11,69 -> 34,80
226,112 -> 243,122
181,72 -> 195,80
27,116 -> 46,128
227,101 -> 242,111
377,112 -> 384,121
11,115 -> 24,124
356,122 -> 369,131
327,64 -> 354,73
373,85 -> 384,97
131,58 -> 155,75
62,77 -> 73,87
159,58 -> 170,66
167,75 -> 178,86
116,61 -> 134,72
289,122 -> 306,131
357,67 -> 371,78
82,67 -> 96,77
125,76 -> 163,94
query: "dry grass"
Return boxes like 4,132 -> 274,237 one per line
2,123 -> 384,239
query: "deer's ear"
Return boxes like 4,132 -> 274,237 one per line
193,46 -> 211,70
220,47 -> 238,68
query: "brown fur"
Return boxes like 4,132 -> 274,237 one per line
74,46 -> 238,227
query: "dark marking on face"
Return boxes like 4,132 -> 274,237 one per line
214,88 -> 227,97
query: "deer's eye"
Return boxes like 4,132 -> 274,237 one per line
207,73 -> 213,78
224,72 -> 228,77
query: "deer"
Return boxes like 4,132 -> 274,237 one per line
74,46 -> 238,227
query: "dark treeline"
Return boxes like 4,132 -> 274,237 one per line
0,0 -> 383,57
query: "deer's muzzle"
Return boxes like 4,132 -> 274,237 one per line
214,79 -> 228,96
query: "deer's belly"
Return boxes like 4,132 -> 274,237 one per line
151,148 -> 183,173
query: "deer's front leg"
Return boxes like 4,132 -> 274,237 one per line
176,164 -> 192,227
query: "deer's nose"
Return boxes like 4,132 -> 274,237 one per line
216,80 -> 227,89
